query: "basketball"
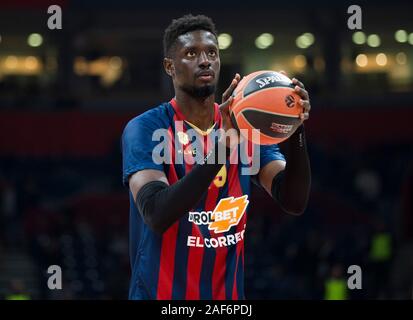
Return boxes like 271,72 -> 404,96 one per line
230,70 -> 303,145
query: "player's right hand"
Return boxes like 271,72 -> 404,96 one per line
219,73 -> 241,148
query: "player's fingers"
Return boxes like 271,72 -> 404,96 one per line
219,96 -> 233,114
222,80 -> 236,102
292,78 -> 305,89
299,99 -> 311,112
222,74 -> 241,103
300,112 -> 310,121
294,85 -> 309,100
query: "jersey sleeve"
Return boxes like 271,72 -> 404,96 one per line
251,143 -> 286,188
121,114 -> 165,186
259,143 -> 285,168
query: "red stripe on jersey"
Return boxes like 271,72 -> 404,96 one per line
156,124 -> 179,300
185,224 -> 204,299
212,242 -> 227,299
208,184 -> 226,300
180,122 -> 204,300
156,223 -> 179,299
205,133 -> 227,301
170,99 -> 185,120
167,126 -> 179,183
228,159 -> 246,300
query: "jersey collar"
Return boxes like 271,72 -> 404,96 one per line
170,98 -> 221,128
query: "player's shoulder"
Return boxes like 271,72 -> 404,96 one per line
123,102 -> 173,134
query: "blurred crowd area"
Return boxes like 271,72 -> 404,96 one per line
0,140 -> 412,299
0,1 -> 413,112
0,0 -> 413,300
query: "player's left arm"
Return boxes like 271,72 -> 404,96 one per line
258,77 -> 311,215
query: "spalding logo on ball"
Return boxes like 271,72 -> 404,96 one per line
230,70 -> 303,145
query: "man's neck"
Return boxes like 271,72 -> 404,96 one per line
175,92 -> 215,131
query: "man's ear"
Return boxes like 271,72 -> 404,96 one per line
163,58 -> 174,77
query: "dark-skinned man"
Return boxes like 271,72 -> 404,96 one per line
122,14 -> 311,300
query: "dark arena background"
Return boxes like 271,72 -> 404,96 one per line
0,0 -> 412,300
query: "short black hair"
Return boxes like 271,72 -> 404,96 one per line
163,14 -> 218,57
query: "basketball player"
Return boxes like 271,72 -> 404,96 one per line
122,14 -> 311,300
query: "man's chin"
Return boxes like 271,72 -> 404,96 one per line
196,85 -> 215,98
183,84 -> 216,99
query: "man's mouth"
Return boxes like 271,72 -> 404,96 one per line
196,71 -> 214,81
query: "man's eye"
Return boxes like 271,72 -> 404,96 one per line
209,50 -> 217,57
186,51 -> 196,57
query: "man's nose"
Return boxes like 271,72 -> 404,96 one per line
198,52 -> 211,68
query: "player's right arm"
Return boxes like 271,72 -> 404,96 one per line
128,159 -> 226,235
126,117 -> 234,235
123,112 -> 231,236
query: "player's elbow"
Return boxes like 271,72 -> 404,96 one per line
283,206 -> 306,216
143,214 -> 169,235
280,199 -> 307,216
278,184 -> 310,216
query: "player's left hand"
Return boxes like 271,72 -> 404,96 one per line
293,78 -> 311,122
279,71 -> 311,122
219,73 -> 242,149
220,72 -> 241,132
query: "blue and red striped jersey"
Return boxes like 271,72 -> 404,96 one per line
121,99 -> 285,300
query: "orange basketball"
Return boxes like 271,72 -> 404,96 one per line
230,70 -> 303,145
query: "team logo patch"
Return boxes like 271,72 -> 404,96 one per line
177,131 -> 189,145
188,195 -> 249,234
209,195 -> 249,233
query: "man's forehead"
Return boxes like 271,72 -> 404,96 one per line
177,30 -> 217,47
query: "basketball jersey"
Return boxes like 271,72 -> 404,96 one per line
121,99 -> 285,300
